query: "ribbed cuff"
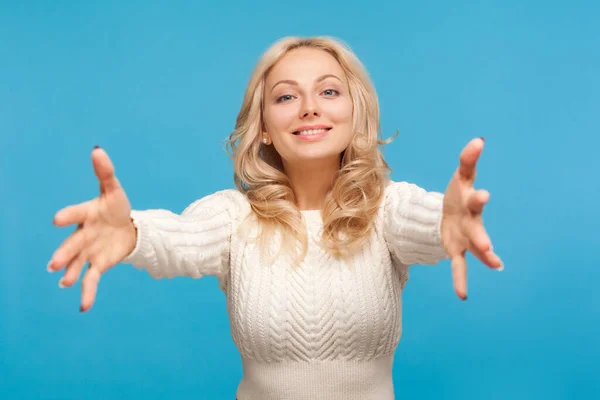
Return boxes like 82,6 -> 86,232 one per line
121,211 -> 159,274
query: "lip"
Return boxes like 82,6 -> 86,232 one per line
293,124 -> 332,133
292,125 -> 332,141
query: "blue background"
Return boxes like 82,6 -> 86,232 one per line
2,1 -> 599,399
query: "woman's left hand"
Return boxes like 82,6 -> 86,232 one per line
441,137 -> 503,300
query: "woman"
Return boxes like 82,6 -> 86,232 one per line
48,36 -> 503,400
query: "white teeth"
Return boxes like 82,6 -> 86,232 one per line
297,128 -> 328,136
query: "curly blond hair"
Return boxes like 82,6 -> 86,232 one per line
226,36 -> 396,265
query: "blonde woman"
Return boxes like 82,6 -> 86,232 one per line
48,36 -> 503,400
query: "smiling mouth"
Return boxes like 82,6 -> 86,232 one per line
292,128 -> 332,136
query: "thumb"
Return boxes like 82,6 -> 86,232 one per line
91,146 -> 121,194
458,137 -> 484,182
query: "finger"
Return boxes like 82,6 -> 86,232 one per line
80,265 -> 102,312
86,241 -> 115,275
92,146 -> 121,194
48,226 -> 89,272
463,215 -> 504,270
466,189 -> 490,214
458,137 -> 485,182
53,201 -> 92,227
451,253 -> 468,300
465,219 -> 493,253
468,239 -> 503,270
59,252 -> 88,288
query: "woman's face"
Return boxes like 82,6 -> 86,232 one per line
262,47 -> 354,169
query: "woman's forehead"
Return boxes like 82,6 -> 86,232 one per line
266,48 -> 346,87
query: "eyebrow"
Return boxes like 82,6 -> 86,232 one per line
270,74 -> 343,93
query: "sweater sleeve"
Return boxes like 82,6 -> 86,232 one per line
121,189 -> 249,281
383,181 -> 448,266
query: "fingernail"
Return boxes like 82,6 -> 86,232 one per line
47,261 -> 54,272
79,306 -> 85,313
463,295 -> 468,301
497,264 -> 504,271
58,278 -> 65,288
94,145 -> 100,149
479,137 -> 485,142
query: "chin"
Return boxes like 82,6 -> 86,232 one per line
291,149 -> 343,163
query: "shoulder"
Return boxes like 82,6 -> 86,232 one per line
384,180 -> 424,196
383,180 -> 441,203
381,180 -> 443,219
383,180 -> 417,210
182,188 -> 252,220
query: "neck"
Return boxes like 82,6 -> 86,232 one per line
283,157 -> 340,211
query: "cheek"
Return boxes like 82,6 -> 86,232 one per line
265,106 -> 297,138
266,103 -> 295,124
263,107 -> 295,151
329,100 -> 355,147
326,99 -> 353,125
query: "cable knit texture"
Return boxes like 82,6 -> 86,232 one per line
123,181 -> 447,400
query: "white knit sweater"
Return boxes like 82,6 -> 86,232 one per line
123,181 -> 448,400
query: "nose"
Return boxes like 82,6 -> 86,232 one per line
300,97 -> 320,119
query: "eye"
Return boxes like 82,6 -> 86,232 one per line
322,89 -> 340,97
276,94 -> 295,103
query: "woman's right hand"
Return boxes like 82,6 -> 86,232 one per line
48,146 -> 137,312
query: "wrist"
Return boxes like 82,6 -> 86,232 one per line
121,217 -> 138,260
128,218 -> 137,252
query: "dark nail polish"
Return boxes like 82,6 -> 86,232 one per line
479,137 -> 485,142
93,145 -> 100,149
79,306 -> 84,312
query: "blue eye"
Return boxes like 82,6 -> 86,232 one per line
276,94 -> 294,103
322,89 -> 340,96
